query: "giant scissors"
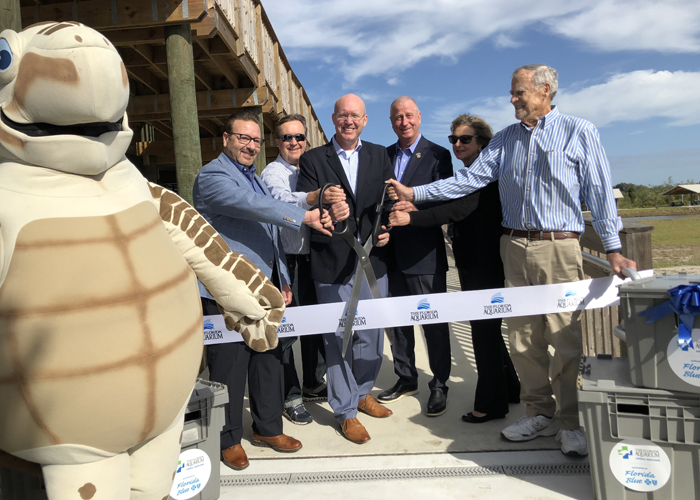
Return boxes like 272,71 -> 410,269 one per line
318,183 -> 392,357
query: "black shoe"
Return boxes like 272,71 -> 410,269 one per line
461,412 -> 506,424
302,384 -> 328,402
377,381 -> 418,403
426,389 -> 447,417
283,404 -> 313,425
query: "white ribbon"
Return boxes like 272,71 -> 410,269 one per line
203,270 -> 653,345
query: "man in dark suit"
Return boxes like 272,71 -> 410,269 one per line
297,94 -> 393,444
193,111 -> 335,471
378,96 -> 453,416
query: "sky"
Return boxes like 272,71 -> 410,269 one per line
262,0 -> 700,186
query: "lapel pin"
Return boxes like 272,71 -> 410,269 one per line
416,153 -> 422,158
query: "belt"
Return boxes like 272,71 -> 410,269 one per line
503,228 -> 579,240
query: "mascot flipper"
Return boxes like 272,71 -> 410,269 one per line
0,22 -> 283,499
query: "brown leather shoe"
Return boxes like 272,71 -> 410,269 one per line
251,433 -> 302,453
341,417 -> 371,444
221,444 -> 249,471
358,394 -> 393,418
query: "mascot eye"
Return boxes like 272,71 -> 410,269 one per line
0,39 -> 12,71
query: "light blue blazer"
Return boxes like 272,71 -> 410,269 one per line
192,152 -> 306,299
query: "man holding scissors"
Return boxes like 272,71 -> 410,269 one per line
297,94 -> 393,444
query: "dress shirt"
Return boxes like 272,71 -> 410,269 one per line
393,133 -> 422,183
413,106 -> 622,250
332,136 -> 362,196
261,155 -> 311,255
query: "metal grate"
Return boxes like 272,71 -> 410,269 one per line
504,464 -> 590,476
221,465 -> 504,487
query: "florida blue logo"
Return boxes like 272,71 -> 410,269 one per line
619,445 -> 633,459
411,298 -> 439,322
558,288 -> 585,309
484,293 -> 511,316
203,319 -> 214,330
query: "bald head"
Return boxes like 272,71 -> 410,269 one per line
390,96 -> 421,149
332,93 -> 368,150
334,94 -> 366,115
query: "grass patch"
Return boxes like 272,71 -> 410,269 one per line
644,217 -> 700,268
617,206 -> 700,218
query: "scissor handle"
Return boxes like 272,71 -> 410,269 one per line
371,183 -> 393,246
317,183 -> 349,235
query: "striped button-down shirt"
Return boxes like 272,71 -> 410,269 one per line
260,155 -> 311,255
413,106 -> 623,250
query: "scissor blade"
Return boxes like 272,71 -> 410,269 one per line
341,265 -> 366,357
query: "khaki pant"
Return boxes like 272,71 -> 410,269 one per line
500,234 -> 585,430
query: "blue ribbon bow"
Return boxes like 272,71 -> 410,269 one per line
638,284 -> 700,350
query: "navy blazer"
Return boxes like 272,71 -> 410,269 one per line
297,140 -> 394,285
386,136 -> 452,275
192,152 -> 306,298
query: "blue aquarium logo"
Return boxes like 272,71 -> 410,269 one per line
203,319 -> 214,330
490,293 -> 504,304
417,298 -> 430,310
565,289 -> 578,297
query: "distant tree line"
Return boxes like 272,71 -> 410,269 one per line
614,177 -> 699,209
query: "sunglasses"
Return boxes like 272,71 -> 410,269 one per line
447,134 -> 479,145
278,134 -> 307,143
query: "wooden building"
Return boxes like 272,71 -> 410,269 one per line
19,0 -> 327,200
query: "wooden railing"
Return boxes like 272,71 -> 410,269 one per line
579,218 -> 654,356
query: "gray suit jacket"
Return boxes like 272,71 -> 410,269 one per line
193,152 -> 307,299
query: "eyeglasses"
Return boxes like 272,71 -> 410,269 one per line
278,133 -> 307,143
447,134 -> 479,145
336,113 -> 366,122
227,132 -> 264,147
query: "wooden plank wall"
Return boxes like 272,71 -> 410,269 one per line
579,218 -> 654,357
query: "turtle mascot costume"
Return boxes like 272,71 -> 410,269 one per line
0,22 -> 285,499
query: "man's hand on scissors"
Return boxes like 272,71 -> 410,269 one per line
385,179 -> 414,202
306,185 -> 346,206
376,225 -> 390,247
330,200 -> 350,222
303,208 -> 333,236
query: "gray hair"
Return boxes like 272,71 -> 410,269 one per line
513,64 -> 558,100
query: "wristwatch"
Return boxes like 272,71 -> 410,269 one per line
606,248 -> 622,254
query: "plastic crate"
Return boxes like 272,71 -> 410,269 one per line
618,273 -> 700,393
169,379 -> 228,500
579,354 -> 700,499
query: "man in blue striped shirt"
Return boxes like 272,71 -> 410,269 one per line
386,64 -> 636,458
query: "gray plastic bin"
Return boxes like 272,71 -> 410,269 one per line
579,354 -> 700,499
169,378 -> 228,500
618,273 -> 700,393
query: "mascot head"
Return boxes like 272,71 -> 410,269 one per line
0,22 -> 133,175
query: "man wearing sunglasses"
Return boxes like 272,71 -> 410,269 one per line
378,96 -> 453,417
193,111 -> 335,472
387,65 -> 636,458
261,114 -> 348,426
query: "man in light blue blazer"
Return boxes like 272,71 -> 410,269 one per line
193,110 -> 332,471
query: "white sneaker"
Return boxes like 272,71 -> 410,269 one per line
556,427 -> 588,457
501,415 -> 558,442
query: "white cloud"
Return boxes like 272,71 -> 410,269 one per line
425,69 -> 700,134
262,0 -> 700,83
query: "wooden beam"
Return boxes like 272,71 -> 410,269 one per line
22,0 -> 209,31
136,136 -> 223,164
128,86 -> 269,120
164,23 -> 202,204
194,62 -> 214,90
131,45 -> 168,79
108,27 -> 165,46
147,120 -> 173,139
195,37 -> 240,88
254,3 -> 264,88
127,66 -> 164,94
199,119 -> 219,136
